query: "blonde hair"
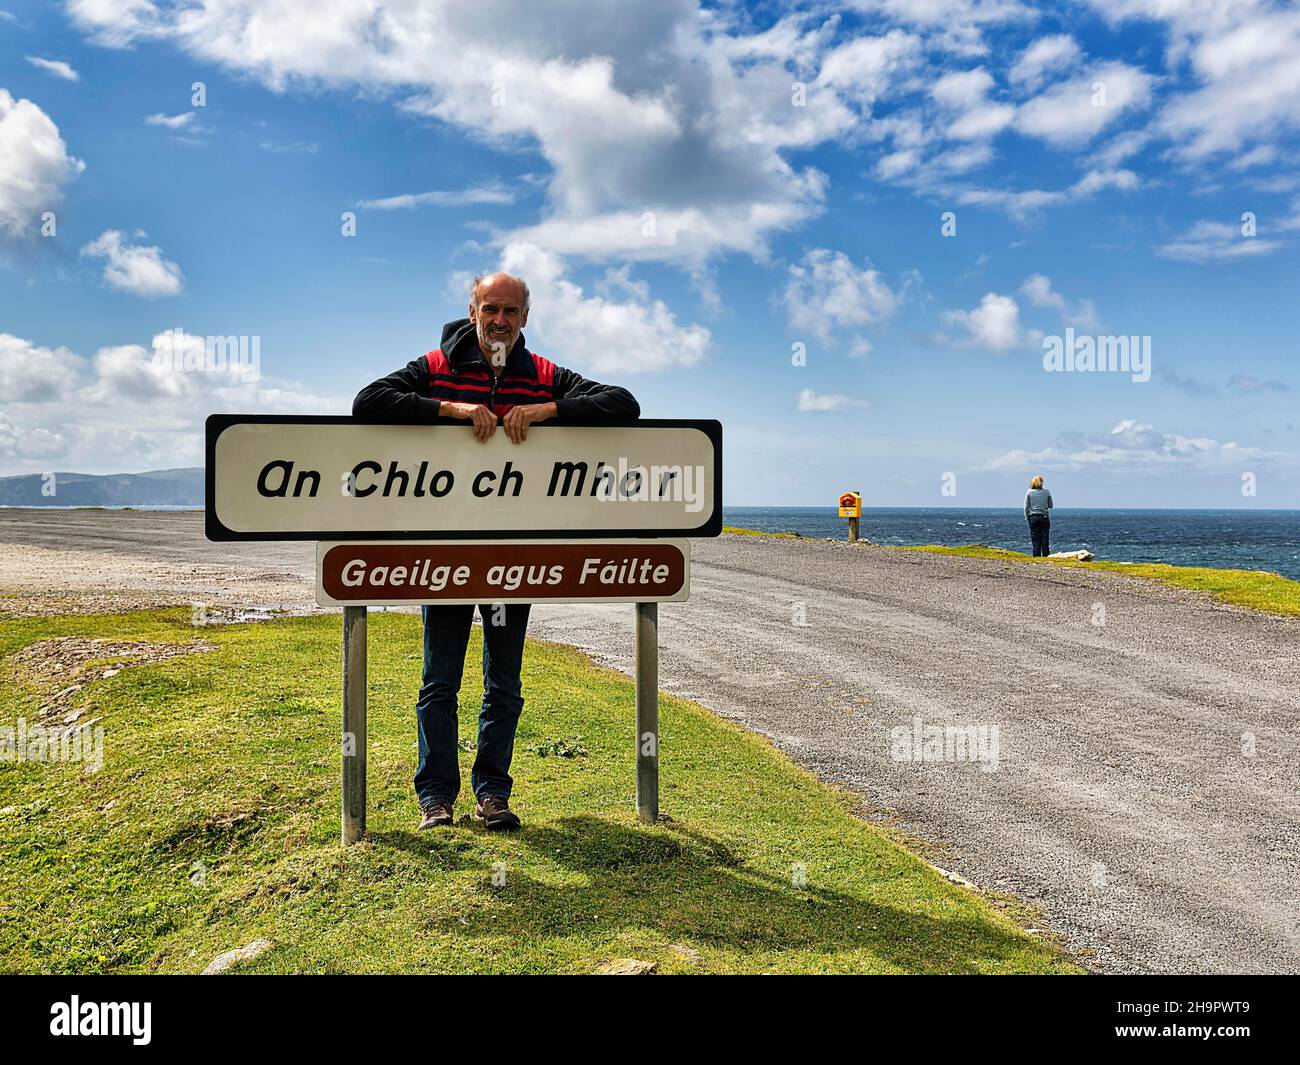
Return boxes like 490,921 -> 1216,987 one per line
1030,475 -> 1044,489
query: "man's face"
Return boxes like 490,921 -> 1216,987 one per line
470,275 -> 528,366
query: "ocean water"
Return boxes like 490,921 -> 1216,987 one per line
723,507 -> 1300,581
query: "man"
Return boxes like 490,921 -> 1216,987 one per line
352,273 -> 639,831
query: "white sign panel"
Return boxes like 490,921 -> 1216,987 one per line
205,416 -> 721,541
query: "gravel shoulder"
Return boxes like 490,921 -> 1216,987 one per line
2,508 -> 1297,973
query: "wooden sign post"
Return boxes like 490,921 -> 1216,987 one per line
206,416 -> 721,843
341,605 -> 367,844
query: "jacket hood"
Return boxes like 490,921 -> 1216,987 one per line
440,317 -> 475,352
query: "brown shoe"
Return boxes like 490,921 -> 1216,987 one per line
418,801 -> 454,830
474,795 -> 521,831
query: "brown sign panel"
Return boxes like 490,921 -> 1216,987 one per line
316,539 -> 689,607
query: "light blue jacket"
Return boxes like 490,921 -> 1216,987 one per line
1025,487 -> 1053,519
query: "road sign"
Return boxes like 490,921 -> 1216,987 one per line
205,415 -> 721,541
206,414 -> 707,841
316,539 -> 689,607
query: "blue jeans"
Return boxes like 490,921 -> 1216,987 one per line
414,603 -> 530,806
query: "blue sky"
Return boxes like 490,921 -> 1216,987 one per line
1,0 -> 1298,508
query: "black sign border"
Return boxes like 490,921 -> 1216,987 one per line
205,415 -> 722,542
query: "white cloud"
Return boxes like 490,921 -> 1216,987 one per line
1228,144 -> 1277,171
957,167 -> 1138,217
842,0 -> 1034,59
1008,34 -> 1081,89
80,229 -> 185,297
815,30 -> 921,108
1090,128 -> 1151,168
783,248 -> 897,351
497,241 -> 709,375
930,67 -> 1015,141
845,0 -> 1038,56
0,333 -> 85,403
66,2 -> 864,269
797,388 -> 867,412
875,147 -> 921,180
0,412 -> 68,461
1071,167 -> 1140,196
67,0 -> 158,46
940,292 -> 1041,350
848,0 -> 1036,28
1089,0 -> 1300,162
25,57 -> 80,82
948,102 -> 1016,140
0,328 -> 340,473
932,68 -> 996,110
1019,273 -> 1099,328
0,89 -> 85,239
145,111 -> 195,129
1014,61 -> 1153,147
71,0 -> 1248,278
1278,200 -> 1300,232
1153,219 -> 1280,262
934,141 -> 995,172
505,185 -> 827,265
358,185 -> 514,210
984,418 -> 1281,473
1019,273 -> 1064,310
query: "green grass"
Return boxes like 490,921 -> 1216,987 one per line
887,543 -> 1300,618
0,609 -> 1077,975
721,525 -> 798,538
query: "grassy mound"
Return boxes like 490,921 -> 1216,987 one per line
0,609 -> 1077,975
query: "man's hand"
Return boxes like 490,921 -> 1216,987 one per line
441,401 -> 497,442
502,402 -> 557,444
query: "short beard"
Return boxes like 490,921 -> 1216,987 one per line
476,320 -> 516,368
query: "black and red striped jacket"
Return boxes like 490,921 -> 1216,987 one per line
352,318 -> 639,423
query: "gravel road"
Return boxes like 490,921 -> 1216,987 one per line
2,508 -> 1297,974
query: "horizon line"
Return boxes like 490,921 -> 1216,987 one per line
724,504 -> 1300,512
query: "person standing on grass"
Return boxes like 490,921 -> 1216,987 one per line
1025,475 -> 1053,557
352,272 -> 639,832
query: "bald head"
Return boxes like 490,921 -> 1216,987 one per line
470,272 -> 529,313
468,272 -> 530,369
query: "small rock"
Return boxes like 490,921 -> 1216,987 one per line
1048,550 -> 1094,561
930,864 -> 976,889
201,938 -> 274,975
668,944 -> 701,963
593,958 -> 657,975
